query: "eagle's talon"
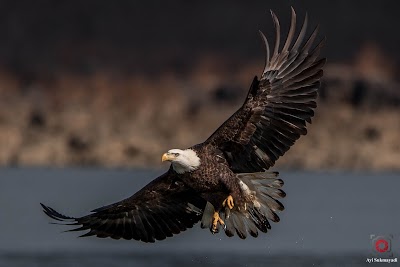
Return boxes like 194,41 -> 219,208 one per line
211,211 -> 224,233
223,195 -> 234,209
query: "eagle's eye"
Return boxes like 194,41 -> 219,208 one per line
173,153 -> 180,157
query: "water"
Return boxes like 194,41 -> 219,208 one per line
0,168 -> 398,266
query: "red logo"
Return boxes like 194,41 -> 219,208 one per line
371,235 -> 392,256
375,239 -> 389,253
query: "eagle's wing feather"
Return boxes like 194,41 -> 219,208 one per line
41,171 -> 206,243
206,8 -> 326,172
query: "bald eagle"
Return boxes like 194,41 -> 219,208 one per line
41,8 -> 325,242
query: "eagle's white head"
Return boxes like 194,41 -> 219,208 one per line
162,149 -> 201,174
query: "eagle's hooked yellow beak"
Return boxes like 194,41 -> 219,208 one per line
162,153 -> 176,162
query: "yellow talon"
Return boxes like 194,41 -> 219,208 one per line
212,212 -> 224,233
223,195 -> 234,209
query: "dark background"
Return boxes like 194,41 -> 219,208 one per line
0,0 -> 398,77
0,0 -> 400,74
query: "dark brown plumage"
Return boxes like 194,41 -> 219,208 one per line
41,8 -> 325,243
42,171 -> 206,242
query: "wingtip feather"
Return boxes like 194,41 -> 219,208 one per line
41,203 -> 76,222
259,30 -> 270,73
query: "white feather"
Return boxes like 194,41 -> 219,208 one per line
168,148 -> 201,174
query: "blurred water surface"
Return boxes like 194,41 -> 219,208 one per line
0,168 -> 398,266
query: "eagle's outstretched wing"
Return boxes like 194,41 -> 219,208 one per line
41,170 -> 206,243
206,8 -> 326,173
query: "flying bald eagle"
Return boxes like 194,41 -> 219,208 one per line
41,8 -> 325,242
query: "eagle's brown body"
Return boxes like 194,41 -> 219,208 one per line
183,144 -> 244,211
41,8 -> 326,243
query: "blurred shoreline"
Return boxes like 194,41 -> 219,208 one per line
0,59 -> 399,171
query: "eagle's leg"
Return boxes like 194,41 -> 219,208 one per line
222,195 -> 234,209
211,211 -> 224,234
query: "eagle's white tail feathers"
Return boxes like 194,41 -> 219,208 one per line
200,202 -> 215,229
200,171 -> 285,238
224,210 -> 259,238
224,171 -> 285,238
238,171 -> 285,212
